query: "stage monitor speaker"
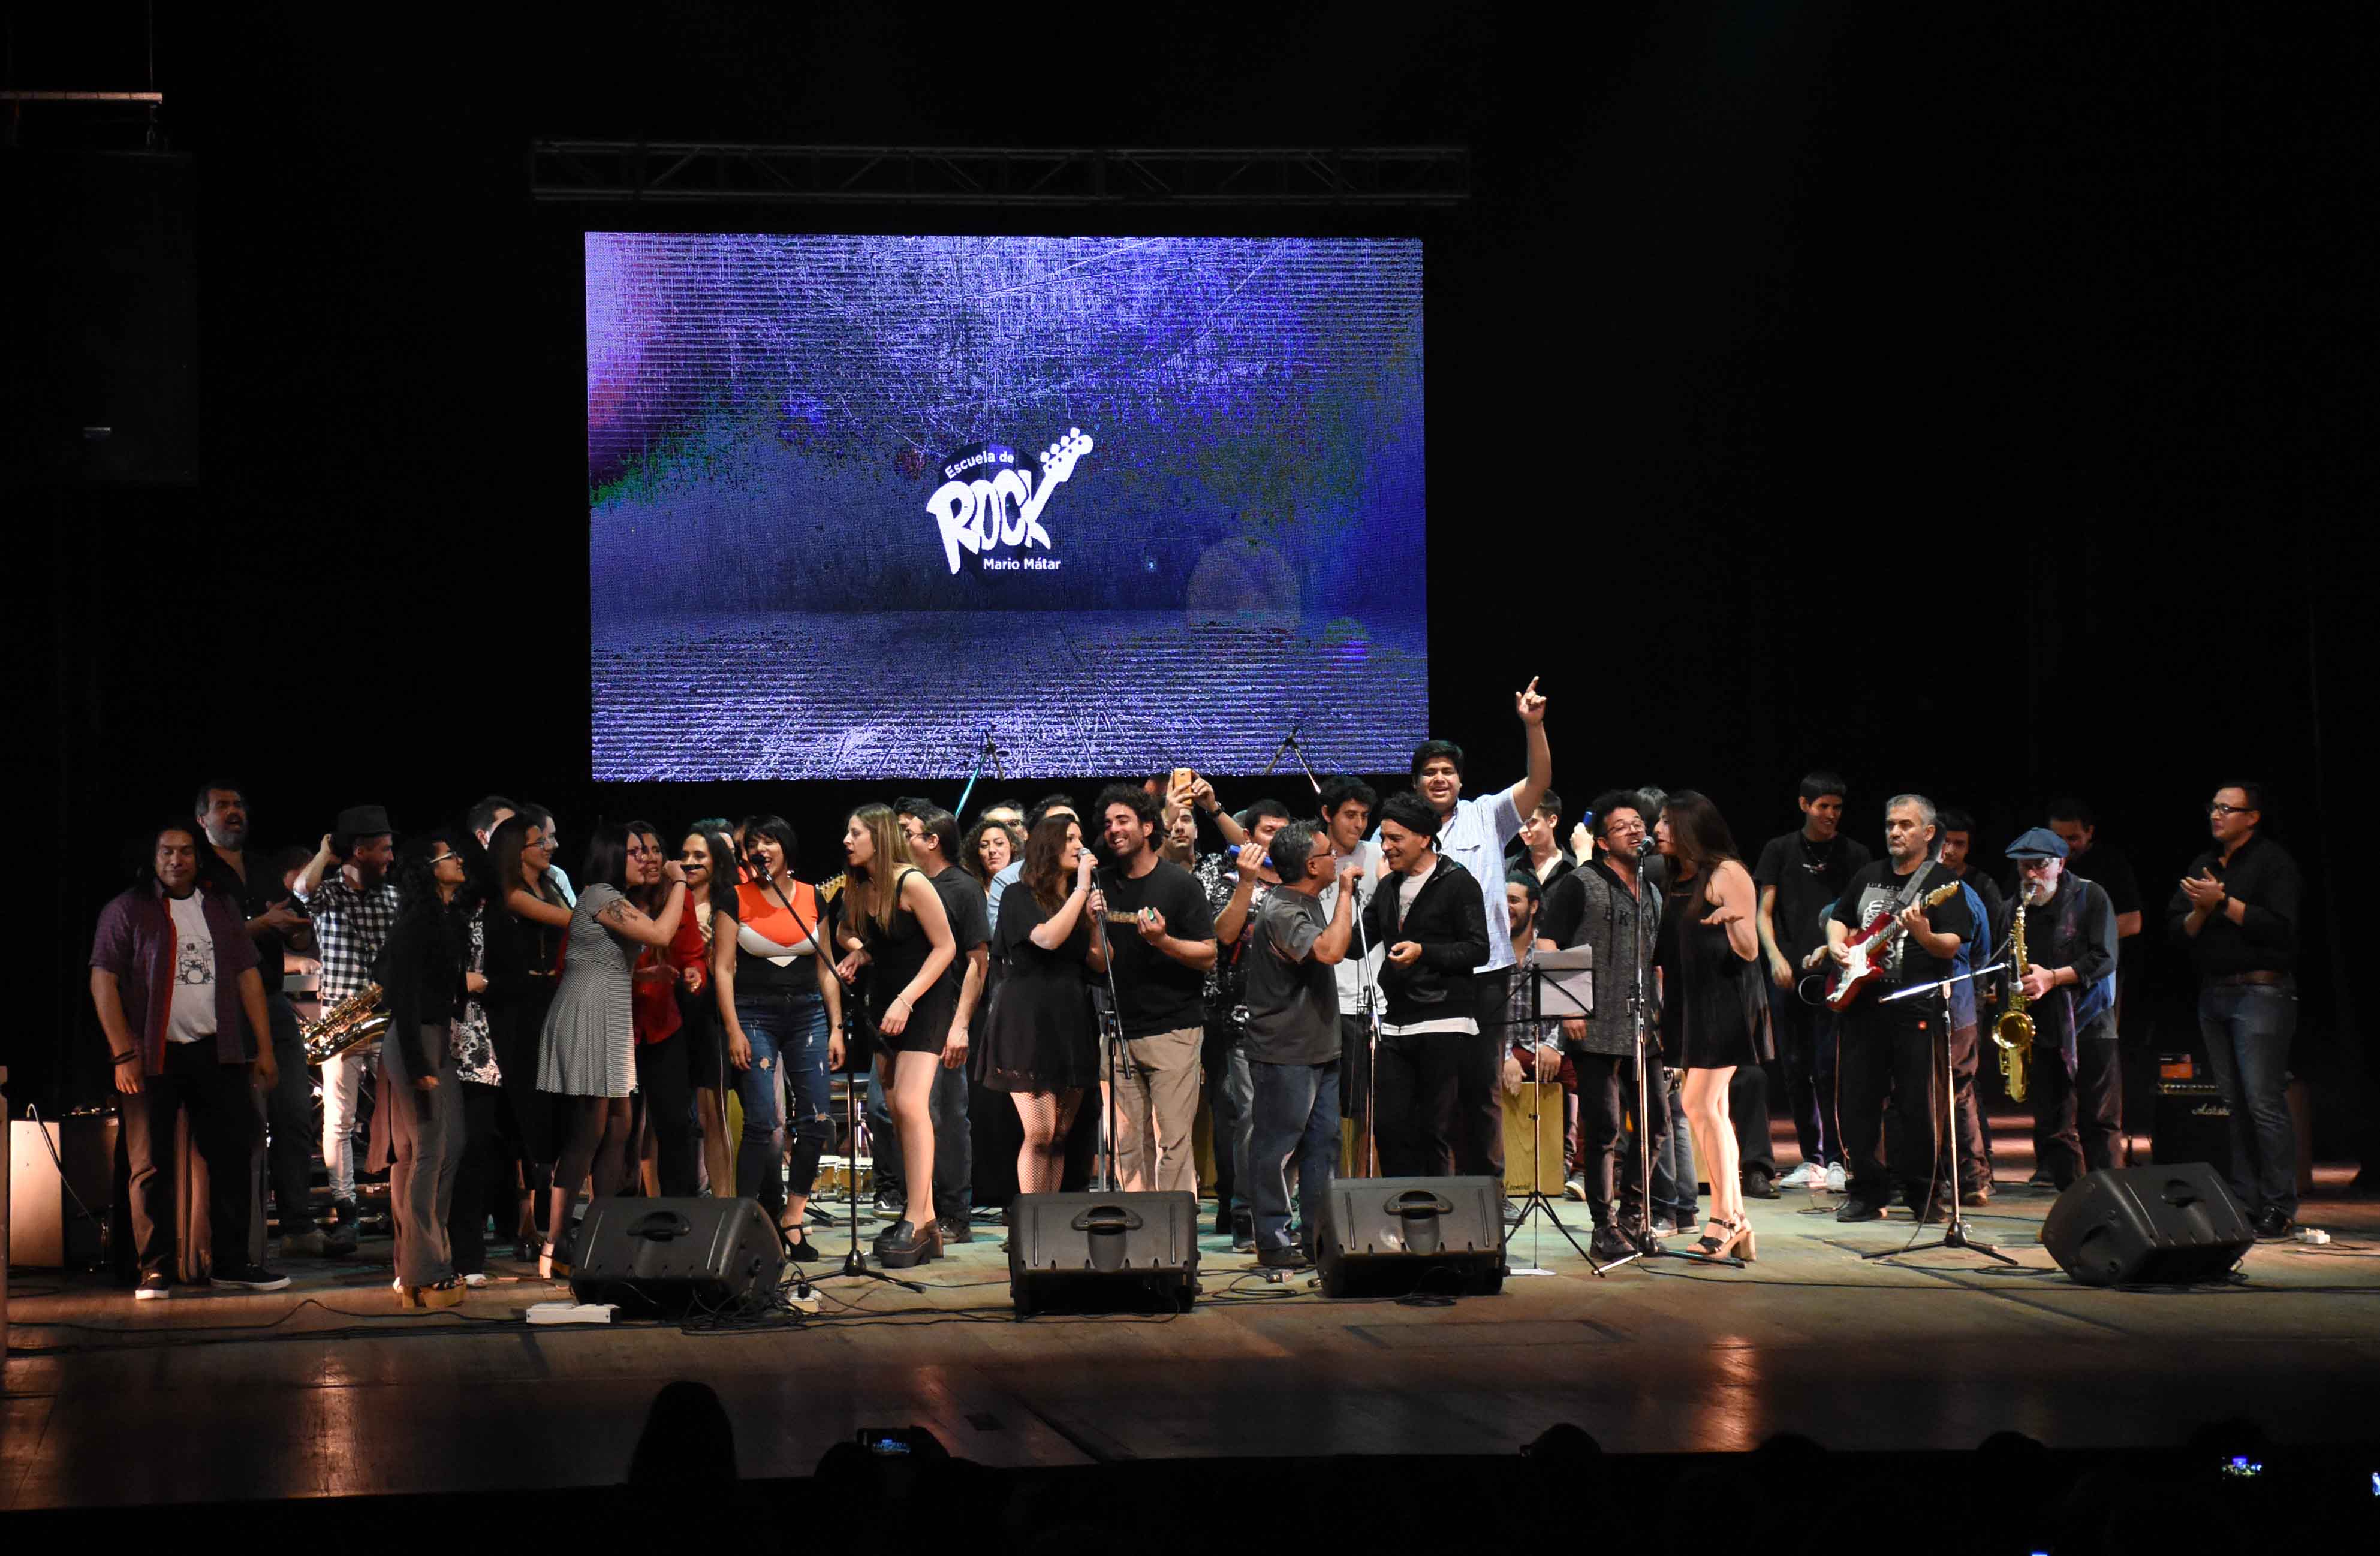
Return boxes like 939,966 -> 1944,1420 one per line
2041,1164 -> 2254,1287
1319,1176 -> 1505,1298
1007,1190 -> 1200,1316
569,1197 -> 784,1314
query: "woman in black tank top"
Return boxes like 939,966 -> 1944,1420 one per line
837,804 -> 958,1268
1655,792 -> 1772,1264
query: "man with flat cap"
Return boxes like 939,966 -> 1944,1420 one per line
1990,827 -> 2120,1189
294,805 -> 400,1241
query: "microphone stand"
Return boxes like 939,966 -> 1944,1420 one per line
1090,862 -> 1137,1193
1862,961 -> 2017,1267
1260,720 -> 1324,797
954,729 -> 1004,820
1603,842 -> 1728,1272
758,861 -> 919,1293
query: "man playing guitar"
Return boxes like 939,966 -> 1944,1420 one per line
1824,794 -> 1977,1224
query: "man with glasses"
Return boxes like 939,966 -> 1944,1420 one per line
1540,794 -> 1670,1257
2168,783 -> 2303,1240
1990,828 -> 2120,1190
1753,771 -> 1871,1193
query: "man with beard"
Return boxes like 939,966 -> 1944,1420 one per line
1095,785 -> 1218,1193
195,783 -> 329,1258
1990,828 -> 2120,1190
91,824 -> 287,1296
1825,795 -> 1977,1223
293,805 -> 401,1237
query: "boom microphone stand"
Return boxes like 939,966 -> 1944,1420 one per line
1261,719 -> 1325,798
1862,961 -> 2016,1268
953,728 -> 1005,820
1089,861 -> 1137,1193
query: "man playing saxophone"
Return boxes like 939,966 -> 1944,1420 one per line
1990,828 -> 2121,1189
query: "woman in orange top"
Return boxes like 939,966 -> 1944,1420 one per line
710,815 -> 844,1259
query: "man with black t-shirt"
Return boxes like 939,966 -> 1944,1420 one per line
1095,785 -> 1218,1194
894,801 -> 988,1243
1826,794 -> 1977,1223
1753,771 -> 1872,1194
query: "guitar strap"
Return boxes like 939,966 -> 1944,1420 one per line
1880,858 -> 1946,977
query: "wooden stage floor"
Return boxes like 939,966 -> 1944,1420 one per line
5,1173 -> 2378,1512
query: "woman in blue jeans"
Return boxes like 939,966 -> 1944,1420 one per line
710,816 -> 843,1261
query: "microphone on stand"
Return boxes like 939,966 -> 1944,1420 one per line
1261,717 -> 1304,776
1637,836 -> 1658,857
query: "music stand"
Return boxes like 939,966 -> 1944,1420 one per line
1502,949 -> 1595,1275
1862,962 -> 2017,1267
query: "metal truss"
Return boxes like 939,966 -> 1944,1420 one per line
529,141 -> 1469,207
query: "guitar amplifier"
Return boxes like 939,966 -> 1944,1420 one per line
1318,1176 -> 1506,1298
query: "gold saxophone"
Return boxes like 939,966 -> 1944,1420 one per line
1993,901 -> 2035,1102
300,981 -> 390,1064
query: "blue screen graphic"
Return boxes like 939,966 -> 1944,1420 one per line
588,233 -> 1426,780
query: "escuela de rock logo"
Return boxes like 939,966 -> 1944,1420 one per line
927,428 -> 1093,575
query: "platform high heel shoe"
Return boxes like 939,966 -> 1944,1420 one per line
1695,1214 -> 1755,1262
873,1217 -> 942,1269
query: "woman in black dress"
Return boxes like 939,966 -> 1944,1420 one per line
974,815 -> 1107,1193
1654,791 -> 1772,1262
483,813 -> 568,1256
834,803 -> 957,1268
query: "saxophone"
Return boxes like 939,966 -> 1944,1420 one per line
300,981 -> 390,1064
1992,901 -> 2035,1103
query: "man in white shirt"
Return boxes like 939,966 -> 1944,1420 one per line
1391,677 -> 1552,1180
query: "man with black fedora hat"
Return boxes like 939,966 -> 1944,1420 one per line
294,804 -> 400,1242
1990,827 -> 2120,1191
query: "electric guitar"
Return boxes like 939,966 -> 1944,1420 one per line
1821,882 -> 1961,1010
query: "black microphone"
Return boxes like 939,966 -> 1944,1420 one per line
1637,837 -> 1657,857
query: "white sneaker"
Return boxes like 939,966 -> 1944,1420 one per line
461,1272 -> 489,1290
1778,1162 -> 1821,1189
1825,1163 -> 1848,1193
1562,1174 -> 1587,1202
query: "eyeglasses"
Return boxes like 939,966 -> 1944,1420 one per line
2207,803 -> 2256,817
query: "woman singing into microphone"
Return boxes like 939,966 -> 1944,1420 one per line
835,803 -> 957,1268
1653,791 -> 1772,1262
710,816 -> 842,1258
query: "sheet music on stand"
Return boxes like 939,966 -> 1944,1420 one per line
1527,945 -> 1593,1025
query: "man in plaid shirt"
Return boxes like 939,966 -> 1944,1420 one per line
293,804 -> 399,1238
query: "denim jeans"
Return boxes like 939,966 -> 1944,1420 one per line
1201,1025 -> 1253,1216
2197,981 -> 2299,1217
1652,1068 -> 1697,1224
1249,1058 -> 1339,1253
734,990 -> 833,1219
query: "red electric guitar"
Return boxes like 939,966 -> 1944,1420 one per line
1818,882 -> 1962,1011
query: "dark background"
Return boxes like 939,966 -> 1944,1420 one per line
11,4 -> 2373,1160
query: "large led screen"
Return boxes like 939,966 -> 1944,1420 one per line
589,233 -> 1426,779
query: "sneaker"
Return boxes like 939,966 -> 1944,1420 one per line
324,1223 -> 359,1255
1742,1171 -> 1781,1201
2252,1208 -> 2294,1242
1255,1244 -> 1312,1271
460,1272 -> 489,1289
1959,1188 -> 1991,1208
1824,1163 -> 1848,1194
279,1229 -> 330,1259
872,1186 -> 905,1216
1649,1217 -> 1678,1238
135,1273 -> 173,1301
934,1215 -> 975,1246
1230,1211 -> 1254,1253
1562,1174 -> 1588,1202
1834,1198 -> 1885,1223
212,1263 -> 291,1292
1589,1225 -> 1633,1263
1778,1162 -> 1821,1190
